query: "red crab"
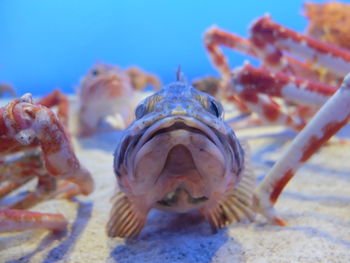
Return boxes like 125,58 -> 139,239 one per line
204,15 -> 350,130
203,15 -> 350,225
0,93 -> 94,233
304,1 -> 350,51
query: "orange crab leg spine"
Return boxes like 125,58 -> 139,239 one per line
204,27 -> 251,113
0,209 -> 67,232
253,73 -> 350,224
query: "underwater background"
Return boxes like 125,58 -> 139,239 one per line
0,0 -> 341,95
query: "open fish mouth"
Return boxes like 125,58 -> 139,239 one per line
125,115 -> 230,201
157,187 -> 209,207
146,121 -> 214,145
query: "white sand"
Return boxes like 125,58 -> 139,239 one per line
1,97 -> 350,263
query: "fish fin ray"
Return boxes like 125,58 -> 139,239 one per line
107,192 -> 147,238
201,139 -> 256,232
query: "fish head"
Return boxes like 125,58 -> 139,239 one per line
77,63 -> 133,136
114,81 -> 245,212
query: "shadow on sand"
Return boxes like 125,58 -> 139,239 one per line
109,210 -> 246,263
77,131 -> 122,153
253,218 -> 350,249
5,200 -> 93,263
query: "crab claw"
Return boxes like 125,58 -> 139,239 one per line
10,100 -> 96,197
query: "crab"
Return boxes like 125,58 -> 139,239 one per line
0,84 -> 16,98
204,15 -> 350,131
36,89 -> 70,128
304,1 -> 350,51
0,93 -> 94,233
192,76 -> 221,96
252,73 -> 350,225
201,15 -> 350,224
76,63 -> 161,137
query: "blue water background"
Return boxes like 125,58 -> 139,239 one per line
0,0 -> 342,95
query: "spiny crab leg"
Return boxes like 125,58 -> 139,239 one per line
250,15 -> 350,78
0,150 -> 42,199
204,23 -> 316,119
204,28 -> 251,113
37,89 -> 69,127
204,28 -> 289,124
7,173 -> 57,210
203,26 -> 295,128
204,14 -> 350,104
232,63 -> 337,107
0,178 -> 33,199
126,67 -> 162,91
204,23 -> 317,94
0,209 -> 67,233
230,63 -> 339,129
253,73 -> 350,225
237,90 -> 302,130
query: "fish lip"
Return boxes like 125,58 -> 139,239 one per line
146,122 -> 214,145
134,115 -> 224,151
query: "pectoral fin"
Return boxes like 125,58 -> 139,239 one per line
107,192 -> 148,238
201,140 -> 256,232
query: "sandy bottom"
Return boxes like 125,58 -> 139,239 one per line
1,97 -> 350,263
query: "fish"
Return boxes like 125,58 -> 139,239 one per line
107,79 -> 256,238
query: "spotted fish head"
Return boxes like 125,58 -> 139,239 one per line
114,81 -> 245,212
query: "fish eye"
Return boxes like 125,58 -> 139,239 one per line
135,104 -> 146,119
209,100 -> 222,118
91,69 -> 99,76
